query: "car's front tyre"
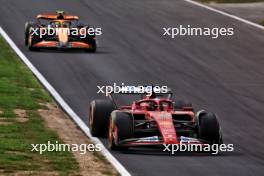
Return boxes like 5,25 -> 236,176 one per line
197,111 -> 223,144
108,111 -> 133,150
88,99 -> 115,137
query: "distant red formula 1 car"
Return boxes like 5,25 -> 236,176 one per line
88,89 -> 223,151
24,11 -> 96,52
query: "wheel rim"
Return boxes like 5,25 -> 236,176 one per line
88,104 -> 94,128
108,119 -> 118,148
28,35 -> 33,47
108,119 -> 113,148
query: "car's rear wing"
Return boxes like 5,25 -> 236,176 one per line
36,11 -> 79,20
36,14 -> 79,20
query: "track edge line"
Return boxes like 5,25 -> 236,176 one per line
0,26 -> 131,176
184,0 -> 264,30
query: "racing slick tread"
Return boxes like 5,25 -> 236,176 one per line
109,111 -> 133,150
198,112 -> 221,144
88,99 -> 115,137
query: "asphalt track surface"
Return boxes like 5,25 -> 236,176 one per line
1,0 -> 264,175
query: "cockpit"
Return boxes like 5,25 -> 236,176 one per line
137,100 -> 173,111
49,21 -> 71,28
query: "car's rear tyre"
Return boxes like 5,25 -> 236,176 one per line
25,22 -> 39,46
25,22 -> 42,51
76,25 -> 96,52
28,45 -> 40,51
28,32 -> 41,51
89,44 -> 97,53
108,111 -> 133,150
85,47 -> 96,53
25,22 -> 33,46
198,111 -> 222,144
85,39 -> 96,53
88,99 -> 115,137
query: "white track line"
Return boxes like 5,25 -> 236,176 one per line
0,27 -> 131,176
185,0 -> 264,30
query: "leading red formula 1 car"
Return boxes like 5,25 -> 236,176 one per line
88,90 -> 223,151
24,11 -> 96,52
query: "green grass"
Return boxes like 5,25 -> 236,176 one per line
197,0 -> 264,3
0,36 -> 80,175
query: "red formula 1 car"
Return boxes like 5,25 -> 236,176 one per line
88,90 -> 223,151
24,11 -> 96,52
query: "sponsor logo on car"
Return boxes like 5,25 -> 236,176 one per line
180,136 -> 200,143
137,136 -> 159,142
